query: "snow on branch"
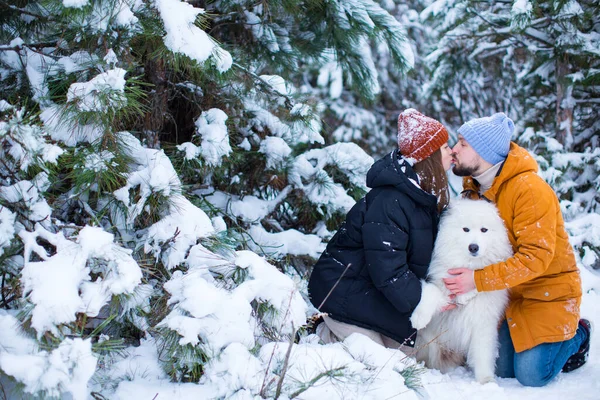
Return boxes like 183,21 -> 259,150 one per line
18,225 -> 142,337
0,314 -> 97,400
154,0 -> 232,72
290,142 -> 373,213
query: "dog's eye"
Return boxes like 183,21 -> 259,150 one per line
481,228 -> 488,233
463,227 -> 470,232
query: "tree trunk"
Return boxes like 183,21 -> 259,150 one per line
556,53 -> 574,151
143,57 -> 169,149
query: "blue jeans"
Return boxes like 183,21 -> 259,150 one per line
495,319 -> 587,387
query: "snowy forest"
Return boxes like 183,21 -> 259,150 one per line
0,0 -> 599,399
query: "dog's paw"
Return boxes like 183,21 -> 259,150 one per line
477,375 -> 496,385
410,307 -> 431,330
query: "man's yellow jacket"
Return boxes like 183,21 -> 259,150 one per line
463,143 -> 581,353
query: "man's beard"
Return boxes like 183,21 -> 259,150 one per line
452,162 -> 480,177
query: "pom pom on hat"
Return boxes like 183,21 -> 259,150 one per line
397,109 -> 449,163
457,113 -> 514,165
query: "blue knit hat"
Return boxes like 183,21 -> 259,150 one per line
457,113 -> 514,165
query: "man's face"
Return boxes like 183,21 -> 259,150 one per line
451,135 -> 485,176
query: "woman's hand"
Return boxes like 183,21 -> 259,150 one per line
441,294 -> 457,312
443,268 -> 475,295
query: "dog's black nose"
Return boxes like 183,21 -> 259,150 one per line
469,244 -> 479,254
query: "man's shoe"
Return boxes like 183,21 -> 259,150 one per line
562,319 -> 592,373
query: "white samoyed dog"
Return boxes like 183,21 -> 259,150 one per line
410,199 -> 513,383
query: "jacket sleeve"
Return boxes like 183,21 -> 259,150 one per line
361,193 -> 422,314
474,178 -> 557,291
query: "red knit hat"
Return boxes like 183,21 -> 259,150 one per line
397,109 -> 448,163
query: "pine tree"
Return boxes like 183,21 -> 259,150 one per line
420,0 -> 600,266
422,0 -> 600,150
0,0 -> 420,397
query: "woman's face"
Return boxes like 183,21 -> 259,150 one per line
440,143 -> 453,171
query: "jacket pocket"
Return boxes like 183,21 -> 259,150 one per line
521,282 -> 573,302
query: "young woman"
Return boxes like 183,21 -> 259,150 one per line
308,109 -> 453,349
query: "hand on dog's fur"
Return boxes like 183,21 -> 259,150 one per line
443,268 -> 476,295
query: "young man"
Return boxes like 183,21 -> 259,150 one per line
443,113 -> 592,387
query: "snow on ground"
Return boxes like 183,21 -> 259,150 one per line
90,262 -> 600,400
99,241 -> 600,400
418,283 -> 600,400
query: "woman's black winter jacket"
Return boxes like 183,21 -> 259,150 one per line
308,150 -> 440,344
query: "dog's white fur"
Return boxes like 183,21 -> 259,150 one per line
411,199 -> 513,383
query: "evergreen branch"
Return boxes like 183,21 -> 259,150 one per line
466,7 -> 505,29
79,200 -> 99,224
90,392 -> 109,400
260,341 -> 278,397
289,366 -> 346,398
0,1 -> 53,22
1,271 -> 7,309
274,323 -> 295,399
232,62 -> 295,109
260,289 -> 298,397
465,7 -> 554,47
0,42 -> 58,52
395,364 -> 425,393
575,98 -> 600,104
88,313 -> 118,339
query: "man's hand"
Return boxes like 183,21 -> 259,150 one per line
443,268 -> 476,295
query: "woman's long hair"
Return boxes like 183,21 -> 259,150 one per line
413,148 -> 449,214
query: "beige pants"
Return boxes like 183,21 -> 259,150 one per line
317,315 -> 416,355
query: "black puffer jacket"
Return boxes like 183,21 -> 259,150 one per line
308,150 -> 440,344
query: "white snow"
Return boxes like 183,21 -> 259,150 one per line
247,224 -> 326,259
0,38 -> 56,106
154,0 -> 232,72
206,187 -> 292,223
194,108 -> 232,167
1,135 -> 600,400
144,195 -> 215,269
67,68 -> 127,112
559,0 -> 584,16
0,100 -> 13,111
1,2 -> 599,398
0,109 -> 64,170
84,150 -> 116,172
18,225 -> 142,337
159,269 -> 255,353
63,0 -> 89,8
57,51 -> 99,74
258,136 -> 292,169
318,59 -> 344,99
330,102 -> 379,142
158,250 -> 306,358
0,327 -> 97,400
0,207 -> 16,256
289,142 -> 374,213
177,141 -> 200,160
244,99 -> 324,145
356,35 -> 381,96
41,105 -> 104,146
0,177 -> 52,223
512,0 -> 533,16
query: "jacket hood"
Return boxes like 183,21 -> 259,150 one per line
367,150 -> 438,209
463,142 -> 538,202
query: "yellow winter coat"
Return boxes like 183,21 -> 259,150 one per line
463,142 -> 581,353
